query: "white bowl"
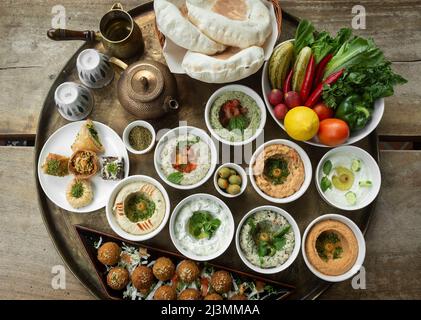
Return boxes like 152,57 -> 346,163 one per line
261,39 -> 385,148
205,84 -> 267,146
169,193 -> 235,261
213,163 -> 248,198
122,120 -> 156,155
249,139 -> 312,203
315,145 -> 381,211
106,175 -> 170,241
302,214 -> 366,282
154,126 -> 217,190
235,205 -> 301,274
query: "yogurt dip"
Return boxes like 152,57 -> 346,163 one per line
173,196 -> 233,258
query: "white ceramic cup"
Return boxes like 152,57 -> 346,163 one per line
77,49 -> 114,89
54,82 -> 94,121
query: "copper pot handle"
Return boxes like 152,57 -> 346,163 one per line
109,57 -> 128,70
47,29 -> 100,41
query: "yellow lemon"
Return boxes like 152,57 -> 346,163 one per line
284,107 -> 319,141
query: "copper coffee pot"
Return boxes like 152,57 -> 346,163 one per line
110,57 -> 179,119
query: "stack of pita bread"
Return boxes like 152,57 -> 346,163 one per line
154,0 -> 273,83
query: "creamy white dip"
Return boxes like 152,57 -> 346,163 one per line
159,133 -> 211,186
173,197 -> 233,257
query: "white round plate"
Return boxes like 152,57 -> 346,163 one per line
261,39 -> 385,148
37,121 -> 129,213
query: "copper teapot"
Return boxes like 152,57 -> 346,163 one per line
110,57 -> 179,119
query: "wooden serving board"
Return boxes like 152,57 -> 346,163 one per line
34,1 -> 379,300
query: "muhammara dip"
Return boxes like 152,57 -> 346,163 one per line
113,181 -> 166,235
305,219 -> 358,276
253,144 -> 305,198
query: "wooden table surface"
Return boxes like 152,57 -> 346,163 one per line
0,0 -> 420,299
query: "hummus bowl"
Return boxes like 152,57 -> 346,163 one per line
315,146 -> 381,211
235,206 -> 301,274
154,126 -> 217,190
250,139 -> 312,203
205,84 -> 267,146
169,193 -> 235,261
106,175 -> 170,241
261,39 -> 385,148
302,214 -> 366,282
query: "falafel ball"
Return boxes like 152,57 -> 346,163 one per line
229,293 -> 248,300
210,270 -> 232,294
153,257 -> 175,281
154,285 -> 177,300
106,267 -> 129,290
204,293 -> 223,300
131,265 -> 154,291
178,288 -> 201,300
176,260 -> 200,283
97,242 -> 121,266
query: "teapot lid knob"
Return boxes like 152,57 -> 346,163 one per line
127,63 -> 164,102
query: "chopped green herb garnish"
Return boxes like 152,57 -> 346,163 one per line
71,181 -> 84,199
264,157 -> 290,185
323,160 -> 333,175
188,210 -> 221,239
321,176 -> 332,192
167,172 -> 184,184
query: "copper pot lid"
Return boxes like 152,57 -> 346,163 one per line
125,62 -> 164,102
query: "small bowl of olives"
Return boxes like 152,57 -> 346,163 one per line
214,163 -> 247,198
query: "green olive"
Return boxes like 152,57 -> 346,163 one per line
227,184 -> 241,195
218,167 -> 231,179
228,175 -> 242,186
229,169 -> 237,176
218,178 -> 229,189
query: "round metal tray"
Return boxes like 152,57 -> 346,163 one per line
34,1 -> 379,300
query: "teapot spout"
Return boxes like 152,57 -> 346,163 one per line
164,96 -> 179,111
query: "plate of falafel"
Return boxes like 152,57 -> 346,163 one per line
76,225 -> 295,300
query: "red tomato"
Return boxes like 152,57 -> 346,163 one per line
318,118 -> 350,146
312,103 -> 334,121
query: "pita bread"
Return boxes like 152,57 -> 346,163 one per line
154,0 -> 226,55
186,0 -> 272,48
182,46 -> 264,83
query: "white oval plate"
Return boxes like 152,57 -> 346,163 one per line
261,40 -> 385,148
37,121 -> 129,213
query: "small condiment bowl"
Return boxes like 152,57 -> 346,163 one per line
301,214 -> 366,282
235,205 -> 301,274
122,120 -> 156,155
213,163 -> 247,198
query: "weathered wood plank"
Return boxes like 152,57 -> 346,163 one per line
0,0 -> 420,137
321,150 -> 421,299
0,146 -> 94,299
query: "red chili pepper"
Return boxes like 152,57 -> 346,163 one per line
283,69 -> 293,95
313,54 -> 333,88
300,55 -> 315,102
305,68 -> 345,107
